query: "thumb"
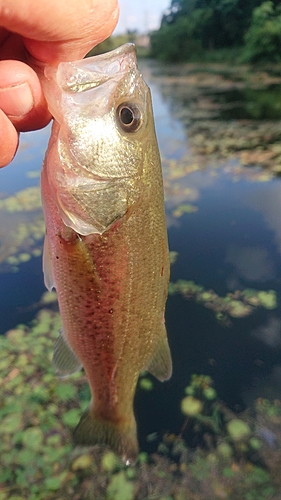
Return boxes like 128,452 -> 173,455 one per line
0,60 -> 50,132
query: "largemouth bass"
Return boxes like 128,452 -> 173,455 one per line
41,43 -> 172,465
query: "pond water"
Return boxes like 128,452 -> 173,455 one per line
1,60 -> 281,456
137,62 -> 281,452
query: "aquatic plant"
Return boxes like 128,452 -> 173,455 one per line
1,304 -> 281,499
0,187 -> 41,213
156,65 -> 281,176
227,419 -> 251,441
0,186 -> 44,272
169,250 -> 179,265
172,203 -> 198,218
169,280 -> 277,322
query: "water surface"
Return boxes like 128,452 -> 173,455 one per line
1,61 -> 281,454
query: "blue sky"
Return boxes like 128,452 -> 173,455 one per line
113,0 -> 171,34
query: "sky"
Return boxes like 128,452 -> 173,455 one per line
113,0 -> 171,35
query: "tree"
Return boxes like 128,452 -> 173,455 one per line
151,0 -> 270,61
243,1 -> 281,62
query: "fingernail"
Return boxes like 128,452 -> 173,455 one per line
0,82 -> 34,117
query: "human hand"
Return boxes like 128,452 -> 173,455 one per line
0,0 -> 119,167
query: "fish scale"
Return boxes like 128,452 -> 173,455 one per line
41,44 -> 172,464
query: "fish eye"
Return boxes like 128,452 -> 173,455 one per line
116,102 -> 142,133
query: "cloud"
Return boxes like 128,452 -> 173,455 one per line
246,184 -> 281,256
252,315 -> 281,348
226,244 -> 275,282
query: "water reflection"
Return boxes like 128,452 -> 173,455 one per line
252,315 -> 281,348
247,183 -> 281,255
226,244 -> 276,282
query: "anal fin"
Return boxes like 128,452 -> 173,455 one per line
53,328 -> 82,377
146,324 -> 172,382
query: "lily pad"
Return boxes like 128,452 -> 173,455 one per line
181,396 -> 203,416
101,451 -> 121,472
227,419 -> 251,441
62,408 -> 81,427
107,471 -> 135,500
139,378 -> 154,391
72,454 -> 93,471
22,427 -> 44,450
55,382 -> 77,401
257,290 -> 277,309
1,413 -> 22,433
228,300 -> 252,318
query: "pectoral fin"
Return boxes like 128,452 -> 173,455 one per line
53,329 -> 82,377
43,234 -> 55,291
146,325 -> 172,381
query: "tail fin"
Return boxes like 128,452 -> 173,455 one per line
73,406 -> 139,466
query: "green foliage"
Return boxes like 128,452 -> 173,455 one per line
227,419 -> 251,441
106,471 -> 135,500
87,35 -> 135,57
181,395 -> 203,416
243,1 -> 281,62
169,279 -> 277,322
139,377 -> 154,391
62,408 -> 81,427
0,298 -> 280,498
102,451 -> 121,472
151,0 -> 267,61
181,375 -> 224,436
151,17 -> 203,62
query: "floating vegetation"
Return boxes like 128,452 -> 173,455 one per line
169,280 -> 277,321
0,186 -> 41,213
172,203 -> 198,218
153,64 -> 281,174
189,120 -> 281,168
1,309 -> 281,498
26,170 -> 41,179
0,187 -> 44,272
139,377 -> 154,391
169,250 -> 179,265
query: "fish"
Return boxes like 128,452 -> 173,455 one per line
40,43 -> 172,465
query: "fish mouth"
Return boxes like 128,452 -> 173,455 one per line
43,44 -> 140,121
57,44 -> 138,94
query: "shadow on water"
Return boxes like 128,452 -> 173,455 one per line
208,84 -> 281,120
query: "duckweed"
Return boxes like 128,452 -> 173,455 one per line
181,396 -> 203,416
101,451 -> 121,472
0,187 -> 41,212
72,454 -> 94,471
169,280 -> 278,321
227,419 -> 251,441
0,304 -> 281,498
169,250 -> 178,265
0,186 -> 45,272
139,377 -> 154,391
257,290 -> 277,309
107,471 -> 135,500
